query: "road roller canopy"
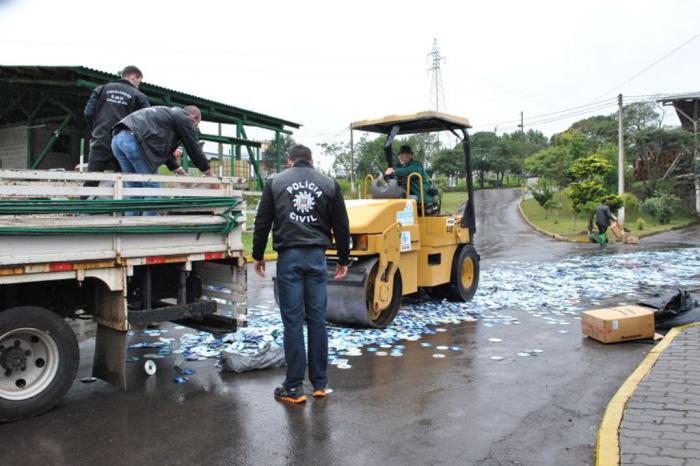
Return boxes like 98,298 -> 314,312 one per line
351,111 -> 471,134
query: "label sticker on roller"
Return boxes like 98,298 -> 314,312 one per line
400,231 -> 411,252
396,201 -> 414,226
612,320 -> 619,330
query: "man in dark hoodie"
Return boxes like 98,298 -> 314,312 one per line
84,65 -> 150,174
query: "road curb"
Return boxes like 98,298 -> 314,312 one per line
243,253 -> 278,263
516,200 -> 583,242
518,198 -> 699,244
595,322 -> 700,466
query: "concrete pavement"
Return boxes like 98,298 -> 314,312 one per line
608,324 -> 700,466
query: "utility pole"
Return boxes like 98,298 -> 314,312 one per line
617,94 -> 626,225
427,38 -> 446,166
518,111 -> 525,185
350,123 -> 356,196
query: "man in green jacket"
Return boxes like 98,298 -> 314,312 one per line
384,145 -> 433,208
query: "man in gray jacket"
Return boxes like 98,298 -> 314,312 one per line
253,145 -> 350,404
594,200 -> 617,248
111,105 -> 213,215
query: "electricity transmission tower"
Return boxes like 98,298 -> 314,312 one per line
427,38 -> 446,166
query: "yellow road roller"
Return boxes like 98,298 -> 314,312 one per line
325,111 -> 480,328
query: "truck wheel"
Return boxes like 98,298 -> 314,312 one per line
427,245 -> 480,302
0,306 -> 79,422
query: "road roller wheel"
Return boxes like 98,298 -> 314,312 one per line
427,245 -> 480,302
365,265 -> 402,329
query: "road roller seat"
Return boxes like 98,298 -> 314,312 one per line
370,178 -> 406,199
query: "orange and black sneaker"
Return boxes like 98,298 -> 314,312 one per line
312,387 -> 331,398
274,386 -> 307,404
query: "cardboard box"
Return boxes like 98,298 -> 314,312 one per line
610,221 -> 624,239
581,305 -> 655,343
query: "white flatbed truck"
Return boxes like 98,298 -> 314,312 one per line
0,170 -> 248,421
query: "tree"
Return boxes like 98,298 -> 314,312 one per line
320,141 -> 351,179
471,132 -> 499,188
432,147 -> 465,185
261,134 -> 295,173
565,154 -> 614,225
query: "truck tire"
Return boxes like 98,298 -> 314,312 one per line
0,306 -> 79,422
427,245 -> 480,302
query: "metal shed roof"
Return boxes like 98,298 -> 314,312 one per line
0,65 -> 301,132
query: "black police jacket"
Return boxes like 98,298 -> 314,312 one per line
114,106 -> 210,172
84,79 -> 150,154
252,160 -> 350,265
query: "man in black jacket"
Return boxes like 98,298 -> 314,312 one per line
253,145 -> 350,404
111,105 -> 213,215
84,65 -> 150,174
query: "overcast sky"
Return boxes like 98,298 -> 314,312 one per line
1,0 -> 699,169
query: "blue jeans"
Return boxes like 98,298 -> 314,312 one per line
276,247 -> 329,390
111,130 -> 159,217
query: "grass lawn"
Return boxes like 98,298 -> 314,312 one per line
521,192 -> 697,242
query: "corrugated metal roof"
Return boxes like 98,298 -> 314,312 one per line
1,65 -> 300,130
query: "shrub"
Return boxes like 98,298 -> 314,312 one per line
601,194 -> 624,211
621,193 -> 640,216
636,218 -> 646,230
641,192 -> 681,225
529,177 -> 556,208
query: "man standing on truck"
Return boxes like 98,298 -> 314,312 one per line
84,66 -> 150,176
252,144 -> 350,404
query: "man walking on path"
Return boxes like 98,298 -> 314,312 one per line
111,105 -> 213,215
252,145 -> 350,404
594,200 -> 617,249
84,65 -> 150,175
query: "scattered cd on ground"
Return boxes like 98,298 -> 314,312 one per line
488,338 -> 503,343
144,360 -> 157,376
436,345 -> 449,350
532,349 -> 544,353
420,342 -> 432,348
490,356 -> 504,361
433,353 -> 446,359
517,352 -> 531,357
435,328 -> 448,332
81,377 -> 98,383
376,351 -> 388,356
336,364 -> 352,369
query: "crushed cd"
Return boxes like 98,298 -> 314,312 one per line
531,349 -> 544,353
517,352 -> 531,357
375,351 -> 388,356
558,330 -> 569,334
390,352 -> 403,357
435,328 -> 448,333
488,338 -> 503,343
490,356 -> 504,361
144,360 -> 157,376
450,346 -> 462,351
366,347 -> 378,352
420,342 -> 432,348
336,364 -> 352,369
433,353 -> 446,359
436,345 -> 449,350
406,335 -> 421,341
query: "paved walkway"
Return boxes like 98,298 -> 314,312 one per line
618,325 -> 700,466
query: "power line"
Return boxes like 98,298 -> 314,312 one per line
590,30 -> 700,102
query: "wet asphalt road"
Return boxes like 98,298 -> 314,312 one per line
2,189 -> 698,466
